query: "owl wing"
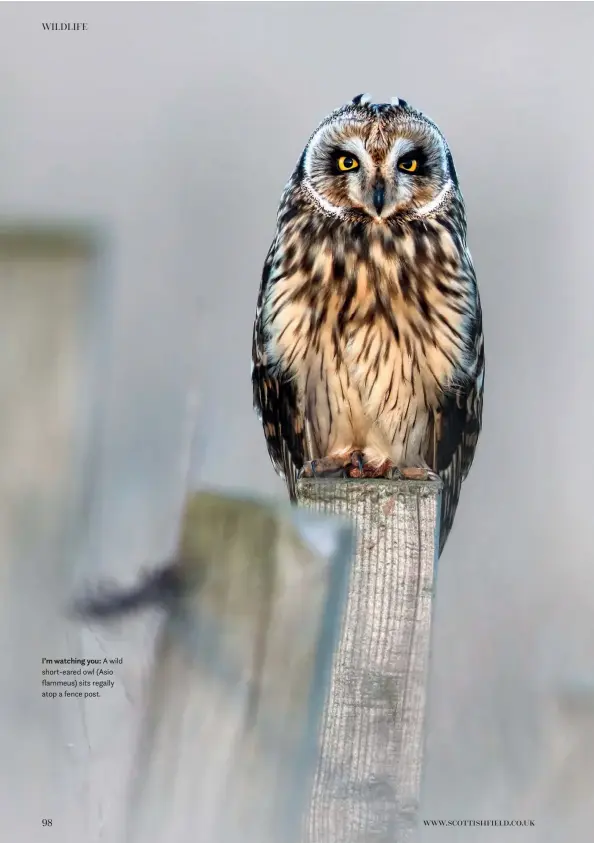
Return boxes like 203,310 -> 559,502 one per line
430,280 -> 484,553
251,247 -> 307,502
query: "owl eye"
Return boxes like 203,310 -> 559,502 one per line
398,157 -> 418,173
337,155 -> 359,172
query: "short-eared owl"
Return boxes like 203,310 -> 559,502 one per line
252,94 -> 484,553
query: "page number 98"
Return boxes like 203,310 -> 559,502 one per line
42,819 -> 53,827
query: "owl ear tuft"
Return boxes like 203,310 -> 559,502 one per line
352,93 -> 372,106
390,97 -> 408,108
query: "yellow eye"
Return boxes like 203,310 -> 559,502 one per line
398,158 -> 418,173
337,155 -> 359,172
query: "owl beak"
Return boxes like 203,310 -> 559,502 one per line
372,178 -> 385,216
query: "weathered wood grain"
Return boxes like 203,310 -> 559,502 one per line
296,478 -> 442,843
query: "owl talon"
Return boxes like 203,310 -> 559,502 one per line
398,466 -> 440,481
384,466 -> 404,481
347,457 -> 399,479
298,457 -> 350,479
348,450 -> 365,475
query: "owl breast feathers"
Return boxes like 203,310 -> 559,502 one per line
252,94 -> 484,554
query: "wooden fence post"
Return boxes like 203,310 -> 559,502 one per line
78,492 -> 355,843
296,478 -> 442,843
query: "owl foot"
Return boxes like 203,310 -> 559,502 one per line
380,464 -> 405,480
348,458 -> 401,479
351,459 -> 440,482
298,452 -> 442,482
392,459 -> 441,481
398,466 -> 440,481
299,453 -> 360,479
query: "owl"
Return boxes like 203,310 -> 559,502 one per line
252,94 -> 484,553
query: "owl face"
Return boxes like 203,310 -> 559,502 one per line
300,95 -> 457,221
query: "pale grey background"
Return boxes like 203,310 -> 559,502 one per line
0,2 -> 593,841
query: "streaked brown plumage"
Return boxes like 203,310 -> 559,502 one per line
252,95 -> 484,553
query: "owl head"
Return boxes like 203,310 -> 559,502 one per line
297,94 -> 459,222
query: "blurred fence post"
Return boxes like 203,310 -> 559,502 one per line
113,493 -> 355,843
296,478 -> 442,843
0,227 -> 99,842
